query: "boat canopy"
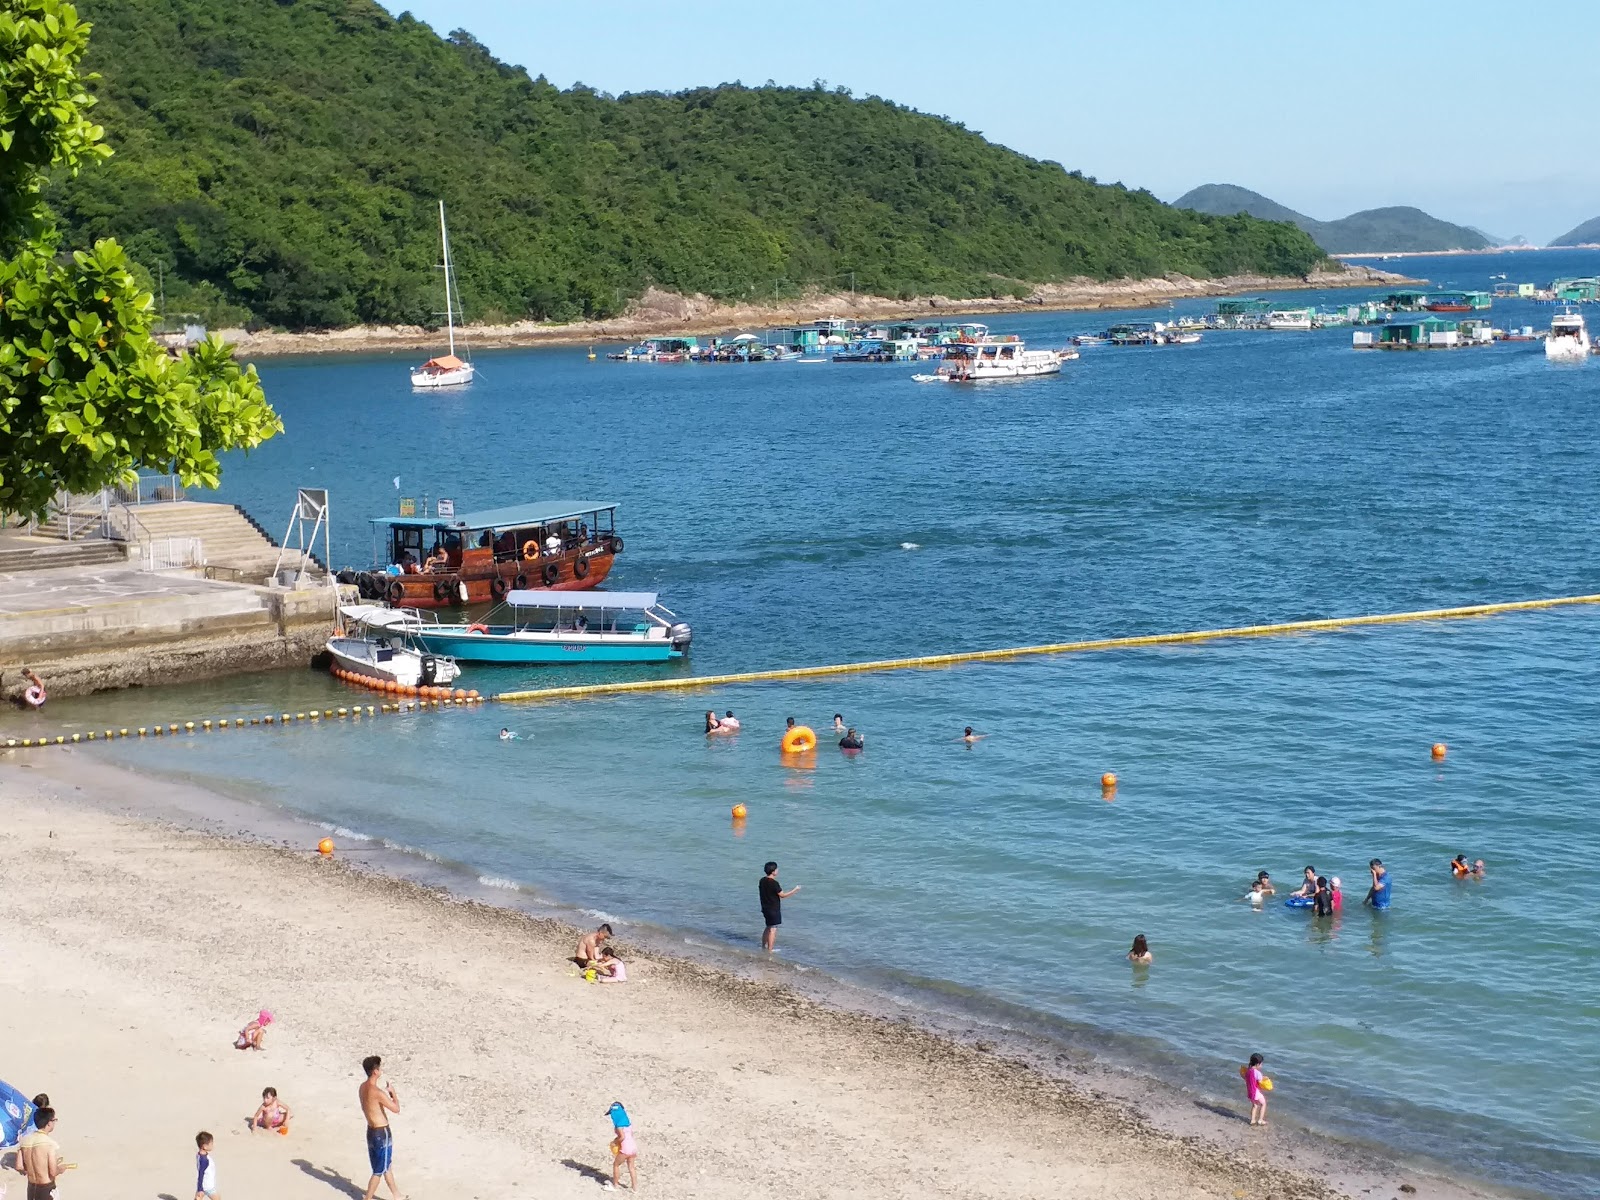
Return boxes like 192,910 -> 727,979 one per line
506,589 -> 658,610
340,604 -> 416,629
420,354 -> 467,370
374,500 -> 618,531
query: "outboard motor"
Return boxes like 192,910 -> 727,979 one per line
419,655 -> 438,686
668,622 -> 693,650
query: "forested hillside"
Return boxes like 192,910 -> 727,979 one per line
54,0 -> 1327,330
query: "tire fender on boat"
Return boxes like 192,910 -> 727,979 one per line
542,562 -> 560,586
433,579 -> 452,602
490,576 -> 509,600
387,579 -> 405,604
573,557 -> 590,580
514,573 -> 528,590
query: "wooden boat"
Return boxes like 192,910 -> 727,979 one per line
361,591 -> 692,664
349,500 -> 621,609
329,607 -> 462,687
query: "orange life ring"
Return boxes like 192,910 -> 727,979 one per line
781,726 -> 817,753
523,541 -> 539,561
23,684 -> 46,708
465,623 -> 489,635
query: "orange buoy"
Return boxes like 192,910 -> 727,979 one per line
467,689 -> 480,700
1431,742 -> 1447,760
1101,772 -> 1118,789
317,837 -> 335,856
731,803 -> 748,819
454,689 -> 467,701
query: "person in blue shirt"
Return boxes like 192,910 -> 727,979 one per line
1364,858 -> 1391,909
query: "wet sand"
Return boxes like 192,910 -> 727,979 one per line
0,751 -> 1506,1200
218,266 -> 1411,359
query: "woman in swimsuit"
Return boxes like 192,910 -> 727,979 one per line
1127,934 -> 1153,964
704,710 -> 721,735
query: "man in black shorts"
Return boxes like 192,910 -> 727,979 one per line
759,860 -> 801,951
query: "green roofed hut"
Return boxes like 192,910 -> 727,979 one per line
1353,314 -> 1463,350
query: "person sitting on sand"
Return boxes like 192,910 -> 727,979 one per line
720,710 -> 741,732
1254,870 -> 1275,896
593,946 -> 628,984
1291,865 -> 1317,899
961,726 -> 987,743
839,727 -> 864,750
251,1086 -> 292,1134
234,1009 -> 273,1051
576,924 -> 613,968
1127,934 -> 1153,964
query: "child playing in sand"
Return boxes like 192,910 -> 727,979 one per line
604,1101 -> 638,1191
195,1130 -> 218,1199
594,946 -> 628,983
251,1086 -> 291,1134
1243,1053 -> 1268,1126
234,1009 -> 273,1051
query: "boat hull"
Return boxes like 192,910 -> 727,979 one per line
327,637 -> 461,687
412,629 -> 682,664
1546,339 -> 1589,361
357,548 -> 617,609
410,365 -> 476,387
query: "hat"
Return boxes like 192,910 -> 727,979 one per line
258,1009 -> 275,1025
606,1101 -> 631,1127
1331,877 -> 1341,888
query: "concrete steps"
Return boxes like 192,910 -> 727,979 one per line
125,503 -> 323,582
0,539 -> 127,572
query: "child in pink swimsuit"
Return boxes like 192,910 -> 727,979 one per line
1244,1053 -> 1268,1126
606,1101 -> 638,1191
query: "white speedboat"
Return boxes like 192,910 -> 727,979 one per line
1265,309 -> 1315,331
411,201 -> 475,388
331,606 -> 462,687
934,338 -> 1065,381
1545,309 -> 1590,361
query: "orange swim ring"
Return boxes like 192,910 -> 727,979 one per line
781,725 -> 817,753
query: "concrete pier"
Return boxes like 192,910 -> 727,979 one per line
0,558 -> 334,700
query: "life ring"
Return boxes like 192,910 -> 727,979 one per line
781,726 -> 817,753
22,684 -> 46,709
514,573 -> 528,590
573,557 -> 590,580
490,576 -> 509,599
433,579 -> 452,602
542,562 -> 560,586
465,623 -> 489,635
387,579 -> 405,603
523,541 -> 540,561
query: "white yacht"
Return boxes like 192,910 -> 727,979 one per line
1265,308 -> 1315,331
411,201 -> 475,388
924,338 -> 1065,382
1545,309 -> 1590,362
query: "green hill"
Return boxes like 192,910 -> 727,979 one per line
1550,216 -> 1600,247
1174,185 -> 1491,255
49,0 -> 1327,331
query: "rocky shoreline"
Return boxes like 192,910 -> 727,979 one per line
220,264 -> 1413,358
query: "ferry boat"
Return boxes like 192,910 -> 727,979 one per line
358,591 -> 692,665
1545,309 -> 1590,361
410,202 -> 475,388
348,500 -> 622,608
927,337 -> 1065,381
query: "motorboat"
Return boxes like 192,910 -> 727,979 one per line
1545,309 -> 1590,361
411,201 -> 475,388
361,591 -> 692,665
330,607 -> 462,688
1265,309 -> 1315,331
932,337 -> 1065,381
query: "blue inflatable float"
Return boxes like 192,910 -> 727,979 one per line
1283,895 -> 1313,909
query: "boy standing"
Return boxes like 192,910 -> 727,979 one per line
19,1107 -> 71,1200
759,861 -> 800,952
194,1131 -> 218,1200
359,1055 -> 401,1200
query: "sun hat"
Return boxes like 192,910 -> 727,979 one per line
606,1101 -> 631,1127
258,1009 -> 275,1025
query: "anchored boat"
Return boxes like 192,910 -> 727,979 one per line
350,500 -> 622,608
362,591 -> 692,664
924,337 -> 1066,381
411,202 -> 475,388
329,607 -> 462,688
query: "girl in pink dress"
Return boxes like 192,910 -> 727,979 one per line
1244,1053 -> 1268,1126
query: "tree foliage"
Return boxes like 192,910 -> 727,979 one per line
0,0 -> 280,520
53,0 -> 1328,332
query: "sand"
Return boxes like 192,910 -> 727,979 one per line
0,752 -> 1492,1200
216,266 -> 1414,359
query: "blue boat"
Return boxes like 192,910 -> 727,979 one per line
362,591 -> 692,665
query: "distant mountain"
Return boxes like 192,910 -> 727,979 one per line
1550,216 -> 1600,247
1173,185 -> 1492,254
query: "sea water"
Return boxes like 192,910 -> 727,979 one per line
25,248 -> 1600,1196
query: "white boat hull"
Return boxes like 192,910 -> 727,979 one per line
327,636 -> 461,688
941,353 -> 1064,381
410,364 -> 476,387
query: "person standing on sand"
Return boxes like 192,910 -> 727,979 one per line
1243,1053 -> 1268,1126
18,1106 -> 72,1200
760,861 -> 800,952
194,1130 -> 218,1200
359,1056 -> 400,1200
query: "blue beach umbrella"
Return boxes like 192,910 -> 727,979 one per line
0,1080 -> 35,1146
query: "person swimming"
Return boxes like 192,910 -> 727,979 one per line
1242,880 -> 1266,908
1291,865 -> 1317,899
1313,875 -> 1333,917
838,727 -> 864,750
832,713 -> 845,732
1127,934 -> 1153,964
1471,859 -> 1486,878
499,728 -> 517,741
1451,854 -> 1470,878
1254,870 -> 1275,896
961,726 -> 987,743
720,710 -> 741,732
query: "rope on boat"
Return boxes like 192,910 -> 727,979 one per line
490,591 -> 1600,704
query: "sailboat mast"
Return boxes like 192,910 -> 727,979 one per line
438,200 -> 456,358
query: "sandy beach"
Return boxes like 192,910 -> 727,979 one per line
216,266 -> 1411,359
0,751 -> 1503,1200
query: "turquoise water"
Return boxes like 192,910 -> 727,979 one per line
20,248 -> 1600,1196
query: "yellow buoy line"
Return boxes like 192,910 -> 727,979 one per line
2,695 -> 484,751
491,591 -> 1600,704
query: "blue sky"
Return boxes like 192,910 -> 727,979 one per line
379,1 -> 1596,243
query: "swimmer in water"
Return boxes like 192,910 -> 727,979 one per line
1242,880 -> 1266,908
961,726 -> 987,743
1254,870 -> 1275,896
705,710 -> 722,735
1471,859 -> 1486,878
832,713 -> 845,732
838,727 -> 864,750
1451,854 -> 1470,878
1291,865 -> 1317,899
499,728 -> 517,741
720,710 -> 741,732
1127,934 -> 1153,964
1330,876 -> 1343,910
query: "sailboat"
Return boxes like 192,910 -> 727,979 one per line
410,201 -> 475,388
